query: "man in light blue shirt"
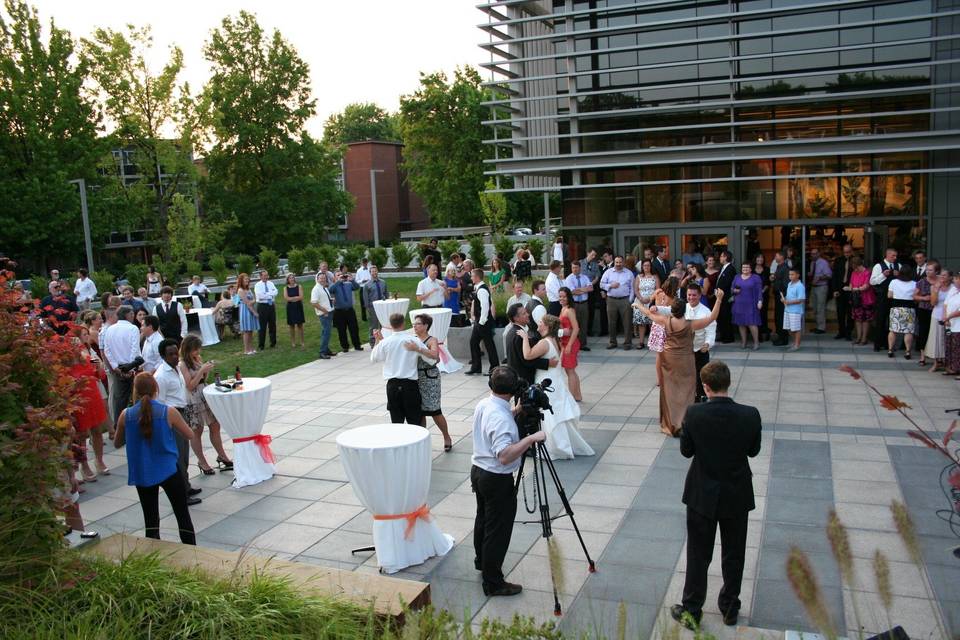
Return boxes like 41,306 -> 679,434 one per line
600,255 -> 635,350
329,273 -> 363,352
471,366 -> 546,598
564,260 -> 593,350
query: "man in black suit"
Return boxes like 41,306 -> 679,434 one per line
505,303 -> 551,385
671,360 -> 762,629
525,280 -> 546,332
831,243 -> 854,340
771,250 -> 791,346
715,251 -> 736,343
652,244 -> 670,283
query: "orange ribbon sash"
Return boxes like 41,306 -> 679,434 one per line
372,503 -> 431,539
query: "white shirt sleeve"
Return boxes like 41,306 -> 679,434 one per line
869,263 -> 886,286
178,303 -> 188,337
703,312 -> 716,348
478,287 -> 491,325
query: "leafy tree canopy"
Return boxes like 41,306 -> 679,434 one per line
323,102 -> 399,146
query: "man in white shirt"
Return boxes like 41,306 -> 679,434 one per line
471,366 -> 546,597
73,268 -> 97,310
153,337 -> 200,505
467,268 -> 499,375
502,280 -> 533,361
187,276 -> 210,307
370,313 -> 423,424
310,272 -> 336,359
416,264 -> 446,308
315,262 -> 337,288
136,287 -> 156,313
355,258 -> 372,322
545,260 -> 563,316
685,283 -> 717,403
447,252 -> 463,276
254,270 -> 279,350
140,316 -> 164,373
102,305 -> 142,428
870,247 -> 901,352
155,287 -> 188,343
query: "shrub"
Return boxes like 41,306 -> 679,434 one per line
317,244 -> 341,270
367,246 -> 389,269
390,241 -> 415,270
467,235 -> 487,267
154,259 -> 179,287
340,244 -> 368,270
90,269 -> 116,296
286,248 -> 307,277
124,264 -> 149,291
28,274 -> 49,300
526,237 -> 546,266
235,254 -> 255,276
258,247 -> 280,278
438,239 -> 462,261
302,245 -> 321,273
209,254 -> 229,285
493,234 -> 516,261
185,260 -> 202,280
0,268 -> 80,583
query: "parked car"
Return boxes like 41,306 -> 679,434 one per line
511,227 -> 534,236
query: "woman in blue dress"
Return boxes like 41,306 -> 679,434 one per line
236,272 -> 260,355
731,262 -> 763,350
443,265 -> 461,318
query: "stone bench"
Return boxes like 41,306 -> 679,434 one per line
83,533 -> 430,619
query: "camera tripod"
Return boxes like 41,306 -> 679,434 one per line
514,410 -> 597,617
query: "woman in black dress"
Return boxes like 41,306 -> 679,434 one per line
283,273 -> 305,348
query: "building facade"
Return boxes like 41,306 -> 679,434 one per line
480,0 -> 960,267
341,141 -> 430,243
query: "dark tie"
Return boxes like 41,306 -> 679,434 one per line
377,281 -> 382,299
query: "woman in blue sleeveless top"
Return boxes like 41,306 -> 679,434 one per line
115,372 -> 196,545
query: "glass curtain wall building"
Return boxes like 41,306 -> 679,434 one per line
479,0 -> 960,267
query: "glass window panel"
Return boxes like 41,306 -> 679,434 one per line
875,21 -> 931,43
773,52 -> 839,72
875,1 -> 931,19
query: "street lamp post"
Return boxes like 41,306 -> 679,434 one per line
69,178 -> 94,273
369,169 -> 385,247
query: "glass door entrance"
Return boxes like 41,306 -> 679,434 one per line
618,227 -> 735,271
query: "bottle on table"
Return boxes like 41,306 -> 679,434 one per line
234,365 -> 242,389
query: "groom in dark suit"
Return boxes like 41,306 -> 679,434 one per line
506,303 -> 551,385
671,360 -> 762,629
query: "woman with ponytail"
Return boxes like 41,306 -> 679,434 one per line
114,372 -> 196,544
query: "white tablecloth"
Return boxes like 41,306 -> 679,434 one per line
373,298 -> 410,328
202,378 -> 274,488
336,424 -> 454,573
408,307 -> 462,373
187,308 -> 220,346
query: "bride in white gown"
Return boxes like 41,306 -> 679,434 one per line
517,315 -> 595,460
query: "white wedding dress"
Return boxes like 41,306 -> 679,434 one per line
535,338 -> 595,460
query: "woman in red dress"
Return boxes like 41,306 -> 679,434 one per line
70,327 -> 111,482
558,287 -> 582,402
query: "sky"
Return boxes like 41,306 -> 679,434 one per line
35,0 -> 490,138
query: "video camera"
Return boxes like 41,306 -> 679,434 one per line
514,378 -> 553,438
117,356 -> 144,373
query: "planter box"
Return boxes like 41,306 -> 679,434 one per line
446,324 -> 508,364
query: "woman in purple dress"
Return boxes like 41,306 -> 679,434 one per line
731,262 -> 763,350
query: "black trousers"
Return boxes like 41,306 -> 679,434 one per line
136,470 -> 196,545
836,291 -> 852,338
469,322 -> 499,372
548,300 -> 562,317
874,298 -> 891,350
386,378 -> 423,425
111,374 -> 133,431
172,413 -> 193,490
682,507 -> 749,617
257,303 -> 277,349
587,289 -> 602,335
694,350 -> 710,401
718,299 -> 734,342
333,308 -> 362,350
916,307 -> 932,351
471,465 -> 517,589
773,296 -> 788,343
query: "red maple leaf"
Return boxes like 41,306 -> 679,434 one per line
907,431 -> 938,450
944,420 -> 958,448
949,467 -> 960,491
880,395 -> 911,411
838,364 -> 861,380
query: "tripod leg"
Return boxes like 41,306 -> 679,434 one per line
539,443 -> 597,573
535,448 -> 553,539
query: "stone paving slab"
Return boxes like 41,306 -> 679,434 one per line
79,334 -> 960,638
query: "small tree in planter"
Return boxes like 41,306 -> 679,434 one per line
367,246 -> 389,269
124,264 -> 150,291
235,254 -> 255,276
340,244 -> 368,270
208,254 -> 229,285
302,245 -> 321,273
258,247 -> 280,277
526,237 -> 546,267
467,235 -> 487,267
390,241 -> 415,270
493,234 -> 516,261
317,244 -> 340,270
90,270 -> 116,296
286,249 -> 307,277
28,275 -> 49,300
439,239 -> 461,261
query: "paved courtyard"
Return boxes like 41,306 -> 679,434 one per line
80,336 -> 960,639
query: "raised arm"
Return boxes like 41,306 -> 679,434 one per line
690,290 -> 724,331
634,302 -> 670,327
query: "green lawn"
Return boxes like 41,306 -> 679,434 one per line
201,277 -> 421,379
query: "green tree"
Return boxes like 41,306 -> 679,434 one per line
398,67 -> 487,227
479,178 -> 508,232
201,12 -> 351,253
166,193 -> 202,267
82,24 -> 203,241
0,1 -> 105,268
323,102 -> 398,145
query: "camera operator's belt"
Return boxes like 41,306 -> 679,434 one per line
373,503 -> 431,539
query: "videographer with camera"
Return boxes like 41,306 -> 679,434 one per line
471,366 -> 546,597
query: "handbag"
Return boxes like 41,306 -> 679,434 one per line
850,289 -> 862,307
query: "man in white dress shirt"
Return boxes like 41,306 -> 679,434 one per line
685,283 -> 717,403
140,316 -> 164,373
355,258 -> 372,321
416,264 -> 446,308
315,262 -> 337,288
187,276 -> 211,307
467,269 -> 499,375
310,272 -> 336,359
102,305 -> 142,428
370,313 -> 423,424
870,247 -> 901,352
545,260 -> 563,316
155,287 -> 188,343
73,268 -> 97,310
154,338 -> 201,505
503,281 -> 532,359
254,270 -> 278,350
